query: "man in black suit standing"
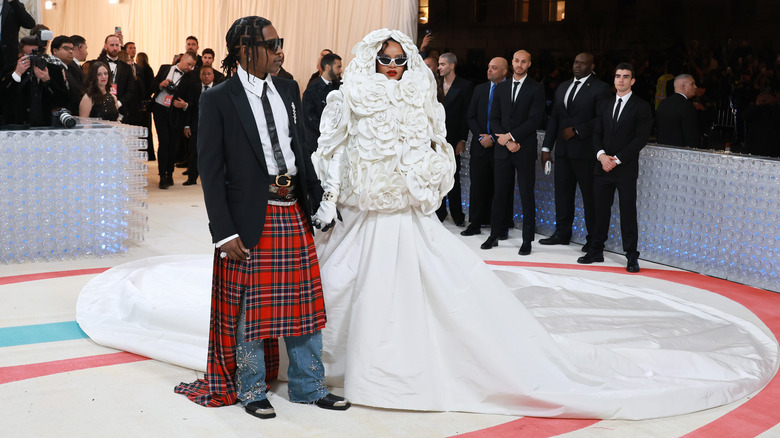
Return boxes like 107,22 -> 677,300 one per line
539,53 -> 611,251
201,48 -> 224,84
150,51 -> 198,189
67,35 -> 86,86
302,52 -> 341,154
461,56 -> 513,237
50,35 -> 82,114
655,73 -> 699,148
481,50 -> 545,255
174,16 -> 349,419
578,62 -> 652,273
181,65 -> 216,186
0,0 -> 35,73
97,34 -> 137,124
436,52 -> 472,226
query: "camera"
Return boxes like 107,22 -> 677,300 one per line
27,30 -> 54,71
52,108 -> 77,129
163,82 -> 178,94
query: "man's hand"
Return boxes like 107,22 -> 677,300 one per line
420,33 -> 433,51
219,237 -> 250,261
506,141 -> 521,153
33,65 -> 50,82
541,151 -> 553,168
599,154 -> 618,172
184,127 -> 192,138
496,133 -> 512,146
14,56 -> 30,76
160,79 -> 171,89
454,140 -> 466,156
173,97 -> 187,109
562,126 -> 576,140
479,134 -> 494,148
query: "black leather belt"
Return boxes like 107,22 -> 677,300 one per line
269,175 -> 296,200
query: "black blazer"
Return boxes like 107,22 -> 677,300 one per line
655,92 -> 699,148
543,74 -> 611,159
151,64 -> 199,125
0,63 -> 71,126
301,76 -> 334,154
443,76 -> 473,145
465,80 -> 498,158
593,93 -> 653,179
67,61 -> 85,87
96,55 -> 137,118
0,0 -> 35,70
197,75 -> 323,247
489,76 -> 546,160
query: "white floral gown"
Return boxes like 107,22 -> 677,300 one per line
310,29 -> 779,419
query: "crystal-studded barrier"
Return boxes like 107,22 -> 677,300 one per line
1,119 -> 149,263
459,132 -> 779,292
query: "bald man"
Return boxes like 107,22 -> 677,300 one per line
655,74 -> 700,148
482,50 -> 545,256
540,52 -> 611,251
462,57 -> 514,236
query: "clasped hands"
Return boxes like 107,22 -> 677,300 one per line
496,133 -> 521,153
312,200 -> 342,232
599,153 -> 618,172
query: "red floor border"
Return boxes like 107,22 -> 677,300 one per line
0,268 -> 110,285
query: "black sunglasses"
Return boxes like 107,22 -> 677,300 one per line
258,38 -> 284,52
376,55 -> 408,66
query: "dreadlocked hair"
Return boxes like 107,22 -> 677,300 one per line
222,16 -> 272,78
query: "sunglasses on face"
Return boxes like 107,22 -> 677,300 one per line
258,38 -> 284,52
376,55 -> 408,66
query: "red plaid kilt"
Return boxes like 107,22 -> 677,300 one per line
175,202 -> 327,407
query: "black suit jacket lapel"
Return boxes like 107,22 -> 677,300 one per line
227,76 -> 268,170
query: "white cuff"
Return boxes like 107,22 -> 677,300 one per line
215,234 -> 239,248
12,72 -> 22,82
596,149 -> 605,159
541,147 -> 550,153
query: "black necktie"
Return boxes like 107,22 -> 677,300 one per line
261,82 -> 287,175
567,80 -> 580,109
613,98 -> 622,123
203,85 -> 208,92
512,81 -> 519,103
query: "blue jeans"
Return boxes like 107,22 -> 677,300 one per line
235,303 -> 328,405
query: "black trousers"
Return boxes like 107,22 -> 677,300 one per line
187,129 -> 199,181
436,155 -> 465,224
468,149 -> 514,228
491,154 -> 535,242
592,172 -> 639,256
152,103 -> 183,177
553,155 -> 596,243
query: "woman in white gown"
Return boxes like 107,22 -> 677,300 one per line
77,29 -> 778,420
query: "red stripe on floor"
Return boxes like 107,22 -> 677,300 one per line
0,268 -> 110,285
454,417 -> 600,438
0,352 -> 150,384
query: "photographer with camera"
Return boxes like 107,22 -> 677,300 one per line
151,51 -> 198,189
1,33 -> 71,128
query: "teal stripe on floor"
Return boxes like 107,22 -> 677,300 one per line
0,321 -> 88,347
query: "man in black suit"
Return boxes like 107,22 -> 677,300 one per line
1,36 -> 70,127
69,34 -> 87,81
184,16 -> 349,418
578,62 -> 652,273
539,53 -> 611,251
185,36 -> 203,69
461,56 -> 513,237
302,52 -> 341,155
97,34 -> 138,123
150,51 -> 198,188
181,65 -> 216,186
0,0 -> 35,73
655,73 -> 699,148
436,52 -> 472,226
201,48 -> 224,84
50,35 -> 82,114
481,50 -> 545,255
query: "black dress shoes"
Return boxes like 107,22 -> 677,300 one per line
480,236 -> 498,250
182,169 -> 190,175
182,179 -> 197,186
245,398 -> 276,419
518,241 -> 532,256
460,225 -> 481,236
626,256 -> 640,273
158,177 -> 171,189
577,252 -> 604,264
314,393 -> 351,411
538,234 -> 570,245
498,230 -> 509,240
581,242 -> 592,253
165,175 -> 174,186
